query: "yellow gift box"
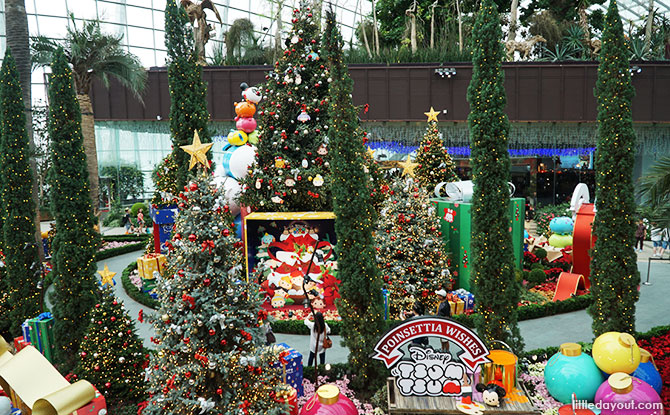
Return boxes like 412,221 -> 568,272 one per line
448,300 -> 465,315
137,253 -> 166,280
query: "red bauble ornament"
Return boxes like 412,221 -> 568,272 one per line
189,182 -> 198,191
111,316 -> 116,322
222,229 -> 230,237
209,329 -> 216,336
188,234 -> 197,242
105,382 -> 111,388
203,278 -> 211,287
217,388 -> 223,394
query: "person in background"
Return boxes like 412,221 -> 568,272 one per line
635,219 -> 646,253
136,208 -> 145,235
403,302 -> 428,346
660,227 -> 669,258
650,223 -> 663,258
304,311 -> 330,366
122,208 -> 131,234
435,289 -> 451,352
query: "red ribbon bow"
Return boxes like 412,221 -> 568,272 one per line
137,401 -> 148,415
201,240 -> 215,254
279,350 -> 290,366
182,294 -> 195,309
138,309 -> 144,323
194,350 -> 209,367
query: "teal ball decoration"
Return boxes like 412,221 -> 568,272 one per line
544,343 -> 605,403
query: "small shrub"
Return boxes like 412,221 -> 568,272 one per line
528,268 -> 547,287
534,247 -> 547,260
130,202 -> 148,218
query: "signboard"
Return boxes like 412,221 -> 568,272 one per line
373,317 -> 490,398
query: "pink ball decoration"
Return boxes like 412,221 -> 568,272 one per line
300,384 -> 357,415
594,373 -> 663,415
236,117 -> 257,133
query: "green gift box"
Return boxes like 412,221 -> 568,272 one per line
432,197 -> 525,290
27,312 -> 56,362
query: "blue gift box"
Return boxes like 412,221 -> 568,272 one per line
21,321 -> 31,343
150,206 -> 177,254
274,343 -> 304,397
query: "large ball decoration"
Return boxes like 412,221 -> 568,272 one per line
0,396 -> 11,415
592,332 -> 641,374
236,117 -> 257,133
247,130 -> 259,145
219,144 -> 256,180
211,176 -> 241,217
550,217 -> 574,235
300,384 -> 357,415
544,343 -> 605,403
234,101 -> 256,118
595,373 -> 663,415
548,233 -> 573,248
227,130 -> 248,146
633,349 -> 662,395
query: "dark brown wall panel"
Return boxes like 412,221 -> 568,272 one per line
91,62 -> 670,123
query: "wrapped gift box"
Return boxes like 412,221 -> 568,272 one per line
72,386 -> 107,415
273,343 -> 304,397
13,337 -> 30,352
137,253 -> 167,280
20,322 -> 30,343
25,313 -> 55,362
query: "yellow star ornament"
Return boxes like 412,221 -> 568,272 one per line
424,106 -> 440,122
181,130 -> 213,170
98,264 -> 117,287
398,155 -> 419,177
367,146 -> 376,158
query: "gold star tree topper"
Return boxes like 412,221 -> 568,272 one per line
424,107 -> 440,122
398,155 -> 419,177
181,130 -> 213,170
97,264 -> 117,287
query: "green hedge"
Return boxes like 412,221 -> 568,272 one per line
121,261 -> 159,309
101,234 -> 151,242
96,242 -> 145,261
271,295 -> 588,334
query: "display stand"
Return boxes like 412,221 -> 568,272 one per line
643,257 -> 668,286
387,378 -> 540,414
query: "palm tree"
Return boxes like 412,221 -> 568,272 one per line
31,15 -> 147,216
4,0 -> 44,259
638,156 -> 670,227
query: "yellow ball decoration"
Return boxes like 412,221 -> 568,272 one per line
592,332 -> 641,374
227,130 -> 248,146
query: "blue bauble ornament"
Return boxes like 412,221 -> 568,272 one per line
544,343 -> 605,403
633,349 -> 662,395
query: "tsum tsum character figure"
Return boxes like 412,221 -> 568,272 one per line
312,297 -> 326,309
304,279 -> 318,293
260,232 -> 275,247
240,82 -> 262,104
317,143 -> 328,155
290,272 -> 304,290
278,275 -> 293,291
271,294 -> 286,309
280,227 -> 290,241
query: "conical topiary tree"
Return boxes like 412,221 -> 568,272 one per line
47,48 -> 100,370
588,0 -> 640,336
466,0 -> 523,350
0,50 -> 41,336
75,286 -> 146,409
144,157 -> 286,414
239,1 -> 332,212
414,108 -> 458,194
325,8 -> 386,393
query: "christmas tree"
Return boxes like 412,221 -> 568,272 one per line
588,0 -> 639,336
414,108 -> 458,195
375,177 -> 453,319
154,0 -> 211,205
325,8 -> 386,392
75,279 -> 146,409
47,48 -> 100,369
466,0 -> 522,349
144,140 -> 286,415
239,2 -> 332,212
0,50 -> 41,336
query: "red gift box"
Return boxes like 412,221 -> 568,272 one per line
13,337 -> 30,352
73,387 -> 107,415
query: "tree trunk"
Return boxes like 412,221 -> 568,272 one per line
578,4 -> 591,57
274,0 -> 284,61
430,1 -> 437,49
645,0 -> 654,53
5,0 -> 45,261
360,0 -> 372,57
508,0 -> 519,43
371,0 -> 380,54
77,94 -> 100,222
456,0 -> 463,52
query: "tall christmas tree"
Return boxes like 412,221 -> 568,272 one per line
466,0 -> 522,349
0,50 -> 41,336
239,2 -> 332,212
47,48 -> 100,369
144,140 -> 286,415
75,277 -> 146,409
588,0 -> 639,336
325,8 -> 386,392
375,177 -> 453,319
153,0 -> 211,206
414,108 -> 458,195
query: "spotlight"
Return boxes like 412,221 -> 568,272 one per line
434,67 -> 457,78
